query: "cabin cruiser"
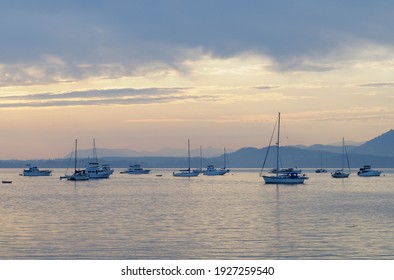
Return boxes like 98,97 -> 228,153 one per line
120,164 -> 150,174
85,162 -> 113,179
203,164 -> 227,176
22,164 -> 52,176
357,165 -> 381,177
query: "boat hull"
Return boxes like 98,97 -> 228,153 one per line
67,174 -> 90,181
23,171 -> 52,176
203,171 -> 227,176
357,171 -> 381,177
120,170 -> 150,174
173,172 -> 199,177
331,173 -> 350,178
315,169 -> 327,173
263,175 -> 305,184
87,172 -> 111,179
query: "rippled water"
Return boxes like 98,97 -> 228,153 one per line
1,168 -> 393,259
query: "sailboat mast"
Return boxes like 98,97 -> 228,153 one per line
93,138 -> 98,162
276,113 -> 281,176
200,145 -> 202,170
223,148 -> 226,168
188,139 -> 191,172
74,139 -> 78,172
342,137 -> 345,171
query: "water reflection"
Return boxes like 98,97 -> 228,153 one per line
1,169 -> 394,259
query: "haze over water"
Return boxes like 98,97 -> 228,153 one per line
1,168 -> 393,259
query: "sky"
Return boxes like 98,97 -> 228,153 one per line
1,0 -> 394,159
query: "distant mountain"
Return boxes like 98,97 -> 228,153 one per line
329,140 -> 365,146
296,144 -> 354,154
64,146 -> 226,158
2,130 -> 393,168
350,129 -> 394,157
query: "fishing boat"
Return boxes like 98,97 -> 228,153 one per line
22,164 -> 52,176
85,139 -> 113,179
173,139 -> 199,177
331,138 -> 350,178
261,113 -> 308,184
64,139 -> 89,181
120,164 -> 151,174
357,165 -> 381,177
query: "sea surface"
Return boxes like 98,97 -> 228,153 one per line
1,168 -> 393,260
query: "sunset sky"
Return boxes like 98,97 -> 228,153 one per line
1,1 -> 394,159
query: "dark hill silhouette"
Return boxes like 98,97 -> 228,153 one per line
351,129 -> 394,157
1,130 -> 393,168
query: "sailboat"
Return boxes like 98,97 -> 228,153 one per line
173,139 -> 199,177
85,139 -> 113,179
315,152 -> 328,173
261,113 -> 308,184
331,137 -> 350,178
65,139 -> 90,181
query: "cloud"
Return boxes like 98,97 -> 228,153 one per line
2,0 -> 394,85
0,87 -> 190,108
358,82 -> 394,87
286,107 -> 394,123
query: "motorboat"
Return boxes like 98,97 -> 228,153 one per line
120,164 -> 150,174
22,164 -> 52,176
357,165 -> 381,177
85,162 -> 112,179
203,164 -> 227,176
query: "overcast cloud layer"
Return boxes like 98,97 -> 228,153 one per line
2,0 -> 394,81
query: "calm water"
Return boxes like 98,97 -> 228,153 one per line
1,168 -> 393,259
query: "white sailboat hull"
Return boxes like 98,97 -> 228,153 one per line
173,171 -> 199,177
120,170 -> 150,174
263,175 -> 305,184
331,171 -> 350,178
67,173 -> 90,181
